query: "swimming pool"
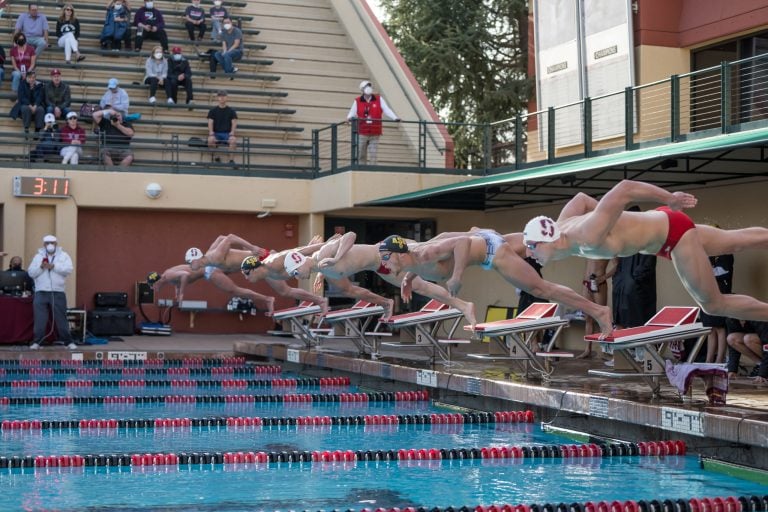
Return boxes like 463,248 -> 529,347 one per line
0,358 -> 765,511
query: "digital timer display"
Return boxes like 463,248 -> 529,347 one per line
13,176 -> 71,198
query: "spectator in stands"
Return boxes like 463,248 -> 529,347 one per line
59,111 -> 85,165
209,0 -> 228,43
207,89 -> 237,165
577,258 -> 614,358
13,3 -> 49,56
28,235 -> 76,350
100,0 -> 132,51
93,108 -> 135,166
144,45 -> 173,104
210,16 -> 242,76
10,33 -> 36,97
30,113 -> 60,162
44,68 -> 72,120
0,44 -> 6,86
98,77 -> 130,118
16,69 -> 45,134
56,4 -> 85,64
726,319 -> 768,383
184,0 -> 206,44
346,80 -> 401,165
169,46 -> 194,105
6,256 -> 35,293
701,251 -> 734,364
133,0 -> 169,53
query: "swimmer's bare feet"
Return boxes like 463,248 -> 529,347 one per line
264,296 -> 275,317
381,298 -> 394,321
457,300 -> 477,329
575,345 -> 593,359
595,306 -> 613,339
319,298 -> 329,317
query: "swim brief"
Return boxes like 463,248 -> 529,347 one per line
475,229 -> 506,270
204,266 -> 216,280
655,206 -> 695,260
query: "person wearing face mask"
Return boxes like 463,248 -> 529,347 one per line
184,0 -> 206,44
346,80 -> 400,165
168,46 -> 193,105
209,0 -> 228,43
12,3 -> 49,56
27,235 -> 76,351
210,16 -> 242,76
100,0 -> 132,51
10,33 -> 36,97
144,45 -> 173,104
5,256 -> 35,294
133,0 -> 168,53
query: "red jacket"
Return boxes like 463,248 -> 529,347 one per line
355,95 -> 383,136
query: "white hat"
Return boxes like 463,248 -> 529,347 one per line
283,251 -> 307,276
42,235 -> 57,243
44,113 -> 55,124
184,247 -> 203,263
523,216 -> 561,244
359,80 -> 372,91
66,111 -> 78,119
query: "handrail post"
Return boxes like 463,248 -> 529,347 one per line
172,134 -> 179,172
331,123 -> 338,173
244,136 -> 250,171
514,115 -> 523,170
350,119 -> 359,167
311,129 -> 319,177
483,123 -> 491,174
670,75 -> 680,142
720,61 -> 730,134
624,86 -> 634,150
547,107 -> 555,164
583,97 -> 592,157
418,120 -> 427,169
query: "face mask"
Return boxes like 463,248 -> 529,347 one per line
172,54 -> 182,61
45,244 -> 56,253
154,52 -> 163,59
145,1 -> 153,8
17,39 -> 26,46
114,4 -> 122,9
214,0 -> 221,5
363,86 -> 373,95
223,23 -> 232,30
10,264 -> 21,271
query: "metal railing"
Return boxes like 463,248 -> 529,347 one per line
312,53 -> 768,176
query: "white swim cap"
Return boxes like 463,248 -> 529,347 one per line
283,251 -> 307,276
523,216 -> 561,244
185,247 -> 203,263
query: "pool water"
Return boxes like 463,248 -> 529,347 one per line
0,362 -> 765,511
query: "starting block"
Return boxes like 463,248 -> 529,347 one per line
318,301 -> 385,356
272,301 -> 324,348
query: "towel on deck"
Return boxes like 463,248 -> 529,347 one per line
665,360 -> 728,405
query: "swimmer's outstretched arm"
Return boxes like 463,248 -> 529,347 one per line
318,232 -> 357,269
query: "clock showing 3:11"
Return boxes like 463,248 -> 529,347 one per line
13,176 -> 71,198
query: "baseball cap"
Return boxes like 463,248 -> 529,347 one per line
378,235 -> 409,253
43,235 -> 57,243
522,216 -> 561,244
283,251 -> 307,276
146,271 -> 160,285
240,255 -> 261,272
171,46 -> 182,54
359,80 -> 372,91
44,113 -> 55,124
184,247 -> 203,263
216,89 -> 228,97
107,78 -> 119,89
67,111 -> 78,119
50,68 -> 61,76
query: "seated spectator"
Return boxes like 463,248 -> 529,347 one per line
169,46 -> 193,105
15,70 -> 45,134
30,113 -> 60,162
92,109 -> 135,166
0,44 -> 6,87
13,3 -> 49,56
6,256 -> 35,293
44,68 -> 72,120
184,0 -> 206,43
56,4 -> 85,64
209,0 -> 228,43
100,0 -> 132,51
59,111 -> 85,164
210,16 -> 242,76
207,89 -> 237,165
99,77 -> 130,118
144,45 -> 173,104
10,33 -> 36,97
133,0 -> 169,53
726,319 -> 767,376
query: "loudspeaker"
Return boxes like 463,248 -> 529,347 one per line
94,292 -> 129,308
135,282 -> 154,305
88,309 -> 135,336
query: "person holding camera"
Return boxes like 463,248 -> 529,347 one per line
92,107 -> 135,166
30,112 -> 60,162
98,77 -> 130,119
27,235 -> 76,350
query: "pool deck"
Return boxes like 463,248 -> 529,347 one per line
2,332 -> 767,469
